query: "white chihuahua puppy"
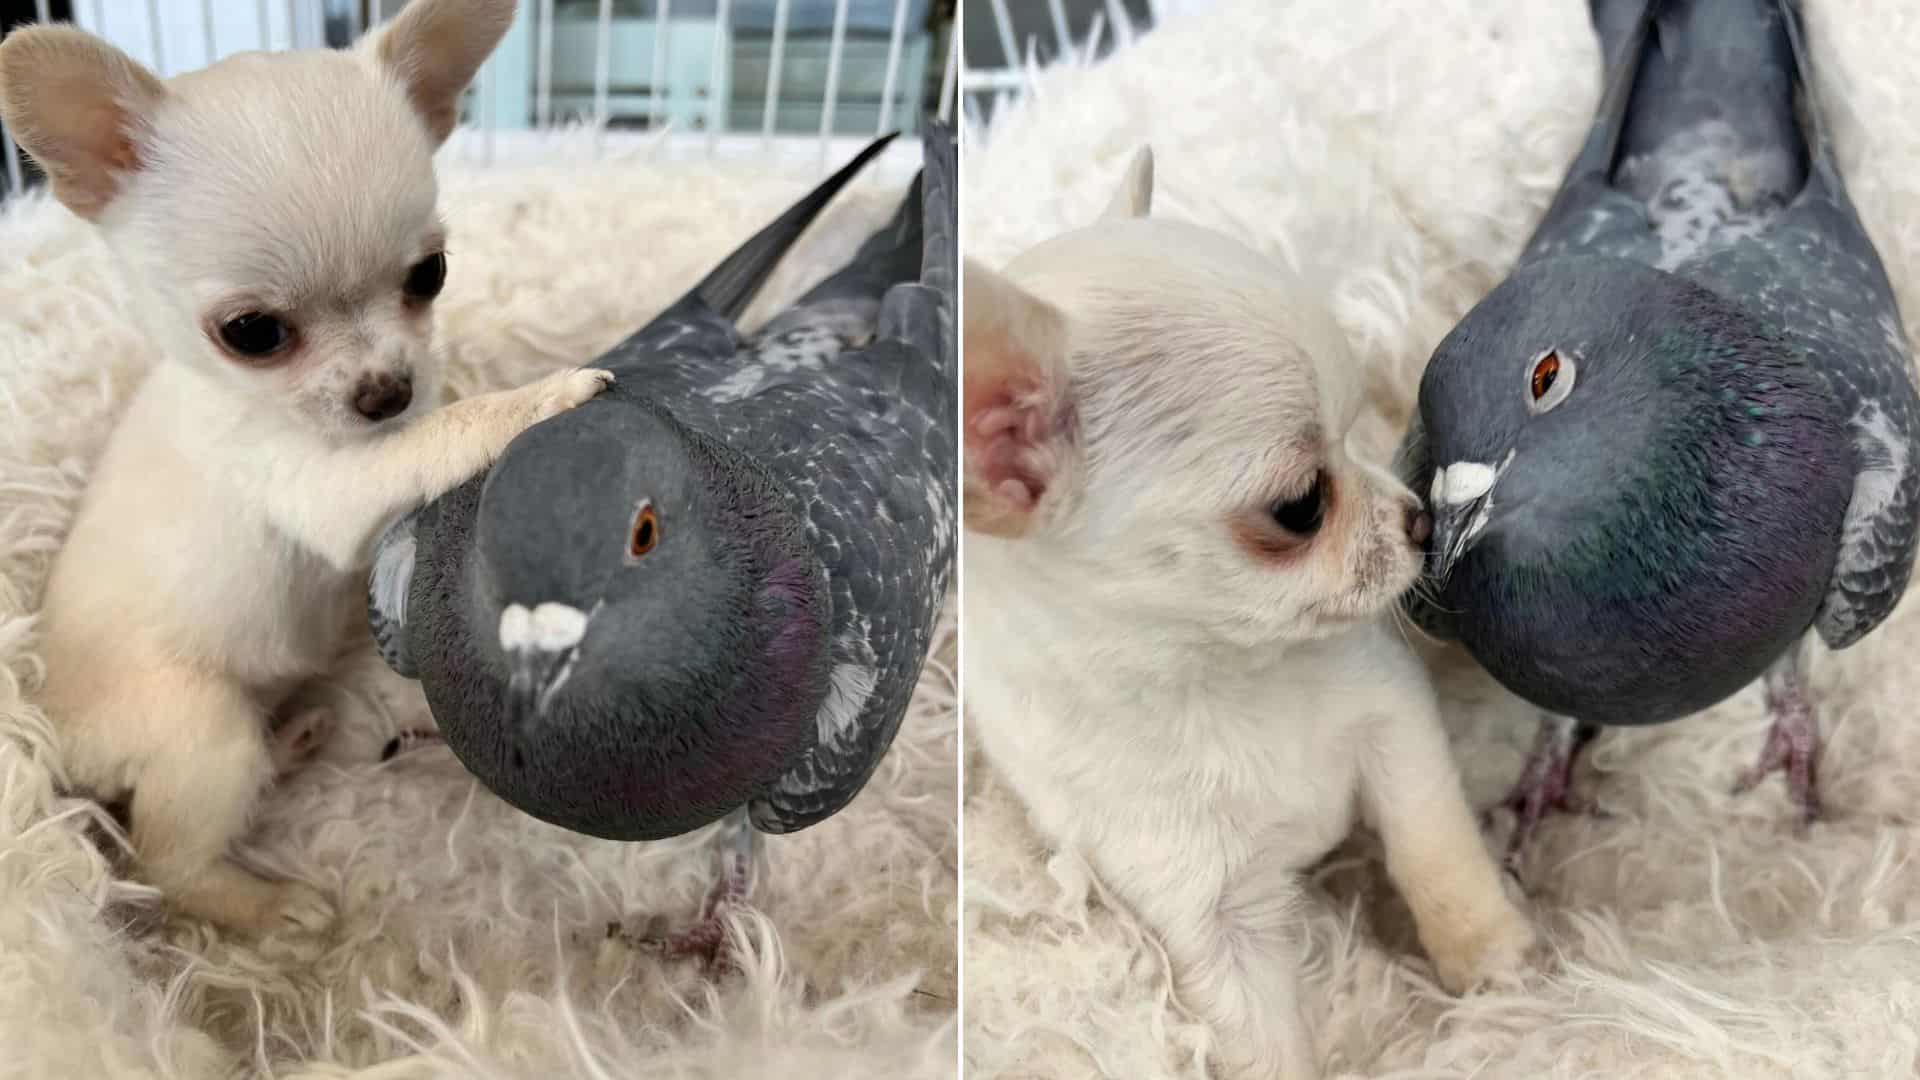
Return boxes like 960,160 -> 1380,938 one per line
964,151 -> 1535,1079
0,0 -> 609,933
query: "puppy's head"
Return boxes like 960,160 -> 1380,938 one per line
965,149 -> 1429,647
0,0 -> 515,440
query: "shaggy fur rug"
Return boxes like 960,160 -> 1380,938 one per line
961,1 -> 1920,1077
0,139 -> 955,1079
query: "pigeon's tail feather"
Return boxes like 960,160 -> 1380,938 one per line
792,161 -> 924,309
1558,0 -> 1660,184
867,125 -> 957,380
1775,0 -> 1846,196
677,131 -> 898,321
918,122 -> 957,305
1609,0 -> 1808,202
1588,0 -> 1658,69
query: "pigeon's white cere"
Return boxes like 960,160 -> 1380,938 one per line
499,602 -> 591,653
1435,461 -> 1498,506
499,605 -> 531,652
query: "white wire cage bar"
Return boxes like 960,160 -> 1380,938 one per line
0,0 -> 954,200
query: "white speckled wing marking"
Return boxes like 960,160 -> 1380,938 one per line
1817,400 -> 1919,648
1616,121 -> 1793,272
816,636 -> 879,754
368,509 -> 421,677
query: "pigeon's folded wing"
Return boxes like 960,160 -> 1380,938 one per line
748,626 -> 897,834
368,508 -> 421,678
1816,418 -> 1920,649
749,423 -> 953,833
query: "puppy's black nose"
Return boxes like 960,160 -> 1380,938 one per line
354,374 -> 413,422
1406,505 -> 1433,546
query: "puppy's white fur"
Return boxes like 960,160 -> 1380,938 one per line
0,0 -> 610,933
963,150 -> 1535,1079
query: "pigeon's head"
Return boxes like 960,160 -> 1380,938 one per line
1420,258 -> 1793,577
467,397 -> 832,836
1414,256 -> 1852,712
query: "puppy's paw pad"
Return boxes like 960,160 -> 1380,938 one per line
269,883 -> 337,934
269,707 -> 334,774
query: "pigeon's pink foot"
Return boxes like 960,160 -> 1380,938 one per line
1732,646 -> 1822,825
1488,713 -> 1601,870
612,812 -> 759,975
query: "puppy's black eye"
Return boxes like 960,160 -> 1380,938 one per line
218,313 -> 293,359
1270,472 -> 1327,535
405,252 -> 447,301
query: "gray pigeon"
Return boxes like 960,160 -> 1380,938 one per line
1402,0 -> 1917,860
368,127 -> 956,958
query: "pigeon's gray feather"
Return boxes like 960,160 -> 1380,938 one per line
1514,0 -> 1663,269
597,132 -> 899,378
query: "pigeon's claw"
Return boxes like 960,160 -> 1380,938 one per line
1485,713 -> 1603,871
612,811 -> 761,975
1732,648 -> 1823,826
620,870 -> 750,974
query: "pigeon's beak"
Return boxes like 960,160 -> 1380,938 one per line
1426,458 -> 1504,582
506,643 -> 578,731
1428,498 -> 1488,582
499,602 -> 592,740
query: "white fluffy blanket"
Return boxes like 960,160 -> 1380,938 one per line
0,143 -> 955,1078
961,1 -> 1920,1076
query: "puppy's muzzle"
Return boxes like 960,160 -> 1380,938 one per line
354,373 -> 413,422
1405,504 -> 1432,546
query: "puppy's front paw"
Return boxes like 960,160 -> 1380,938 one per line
526,367 -> 615,423
1428,897 -> 1538,993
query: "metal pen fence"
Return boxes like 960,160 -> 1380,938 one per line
0,0 -> 953,199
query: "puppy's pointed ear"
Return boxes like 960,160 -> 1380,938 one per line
1099,146 -> 1153,220
0,27 -> 165,220
964,258 -> 1075,538
368,0 -> 517,145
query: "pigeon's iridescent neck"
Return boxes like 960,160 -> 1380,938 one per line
759,556 -> 828,678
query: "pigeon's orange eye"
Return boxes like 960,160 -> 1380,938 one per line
628,503 -> 659,558
1530,352 -> 1562,400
